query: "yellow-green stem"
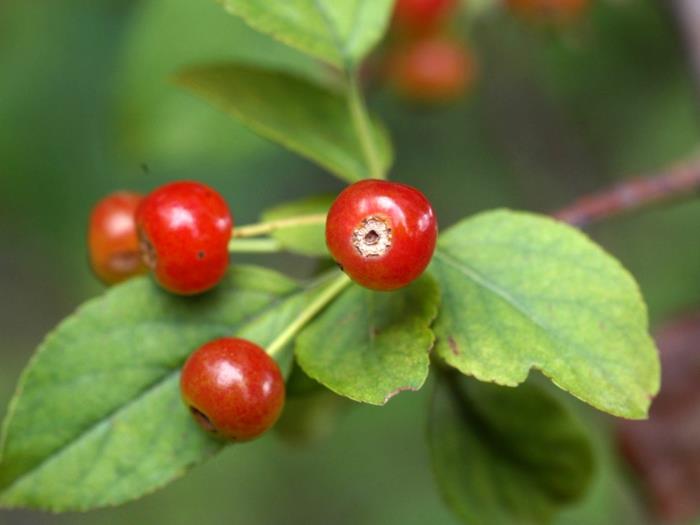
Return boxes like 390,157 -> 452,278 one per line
228,238 -> 282,253
348,75 -> 384,180
267,272 -> 352,357
232,213 -> 327,239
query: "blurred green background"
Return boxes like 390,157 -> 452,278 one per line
1,0 -> 698,523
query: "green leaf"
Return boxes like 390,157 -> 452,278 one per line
219,0 -> 394,69
295,274 -> 440,405
177,64 -> 392,183
0,266 -> 327,511
429,374 -> 594,525
261,195 -> 332,256
430,209 -> 660,419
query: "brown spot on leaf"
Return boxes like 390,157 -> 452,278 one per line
448,336 -> 460,356
383,385 -> 418,404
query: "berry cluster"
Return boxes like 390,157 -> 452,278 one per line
87,178 -> 437,441
378,0 -> 590,104
384,0 -> 476,104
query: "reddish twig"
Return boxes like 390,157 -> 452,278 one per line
552,158 -> 700,227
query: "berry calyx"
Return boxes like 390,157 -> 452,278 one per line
88,191 -> 148,285
180,337 -> 285,442
506,0 -> 589,23
325,179 -> 437,291
387,37 -> 476,104
392,0 -> 458,35
136,181 -> 232,295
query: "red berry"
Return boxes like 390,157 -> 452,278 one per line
325,179 -> 437,291
392,0 -> 458,34
88,191 -> 148,285
180,337 -> 285,442
387,37 -> 476,104
136,181 -> 232,295
506,0 -> 588,22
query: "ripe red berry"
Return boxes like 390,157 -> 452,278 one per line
506,0 -> 588,22
180,337 -> 285,442
392,0 -> 458,34
88,191 -> 148,285
387,37 -> 475,104
136,181 -> 232,295
325,179 -> 437,291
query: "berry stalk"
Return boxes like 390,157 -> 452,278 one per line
228,238 -> 283,253
231,213 -> 327,239
348,75 -> 385,180
266,272 -> 352,357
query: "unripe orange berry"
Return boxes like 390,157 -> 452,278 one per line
387,37 -> 476,104
88,191 -> 148,285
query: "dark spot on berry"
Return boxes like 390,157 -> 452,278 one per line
189,406 -> 216,433
138,231 -> 157,269
364,230 -> 380,245
197,250 -> 205,259
336,262 -> 344,272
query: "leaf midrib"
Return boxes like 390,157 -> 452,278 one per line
312,0 -> 350,68
433,248 -> 628,408
0,367 -> 183,499
434,249 -> 553,339
0,285 -> 304,494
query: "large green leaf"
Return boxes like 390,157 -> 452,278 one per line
430,210 -> 660,419
0,266 -> 326,511
429,374 -> 594,525
295,275 -> 440,405
261,195 -> 332,256
116,0 -> 324,166
177,64 -> 392,183
219,0 -> 394,69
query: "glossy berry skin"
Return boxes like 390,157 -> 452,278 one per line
388,37 -> 475,104
180,337 -> 285,442
326,179 -> 437,291
506,0 -> 588,22
88,191 -> 148,285
136,181 -> 232,295
393,0 -> 458,34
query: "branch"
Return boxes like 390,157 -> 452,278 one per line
552,157 -> 700,227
